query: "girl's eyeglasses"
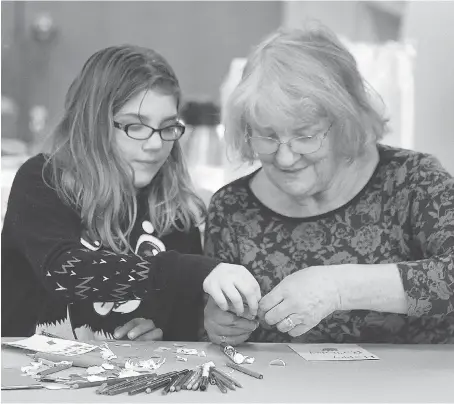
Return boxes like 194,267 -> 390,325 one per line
113,121 -> 185,141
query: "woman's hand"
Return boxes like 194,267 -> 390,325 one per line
114,318 -> 163,341
204,296 -> 258,346
258,266 -> 341,337
203,263 -> 261,316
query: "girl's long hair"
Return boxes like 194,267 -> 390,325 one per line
44,45 -> 205,253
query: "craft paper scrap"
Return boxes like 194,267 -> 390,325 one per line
3,334 -> 97,356
288,344 -> 380,361
99,343 -> 117,360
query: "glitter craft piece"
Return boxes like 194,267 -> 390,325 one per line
221,344 -> 255,364
124,357 -> 166,372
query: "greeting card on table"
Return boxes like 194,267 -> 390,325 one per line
2,334 -> 97,356
288,344 -> 380,361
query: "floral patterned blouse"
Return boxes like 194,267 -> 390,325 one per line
205,145 -> 454,343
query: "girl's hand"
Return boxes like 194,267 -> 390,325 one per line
203,263 -> 261,317
114,318 -> 163,341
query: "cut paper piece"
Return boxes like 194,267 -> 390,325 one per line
102,363 -> 115,370
176,348 -> 198,355
198,350 -> 207,357
21,361 -> 44,376
117,369 -> 142,378
176,355 -> 188,362
99,343 -> 117,360
86,366 -> 105,375
124,357 -> 166,372
269,359 -> 286,366
86,375 -> 107,382
115,343 -> 131,347
4,334 -> 97,356
288,344 -> 380,361
173,343 -> 186,347
154,346 -> 171,352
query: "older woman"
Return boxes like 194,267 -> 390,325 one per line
203,25 -> 454,345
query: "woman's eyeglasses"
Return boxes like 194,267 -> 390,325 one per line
113,121 -> 185,141
247,123 -> 333,155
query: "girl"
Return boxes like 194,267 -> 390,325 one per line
2,45 -> 260,341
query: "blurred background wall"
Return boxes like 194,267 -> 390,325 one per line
2,1 -> 454,218
2,0 -> 281,145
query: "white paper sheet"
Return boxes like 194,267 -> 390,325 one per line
3,334 -> 97,356
288,344 -> 380,361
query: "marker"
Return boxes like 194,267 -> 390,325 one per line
36,362 -> 73,377
226,362 -> 263,379
129,376 -> 171,395
105,374 -> 157,395
169,370 -> 189,392
211,373 -> 228,394
176,370 -> 193,391
128,371 -> 180,395
2,385 -> 45,391
71,380 -> 108,389
145,377 -> 172,394
185,366 -> 200,389
102,374 -> 155,390
96,382 -> 108,394
192,371 -> 203,390
199,362 -> 213,392
212,367 -> 242,388
212,370 -> 236,390
161,373 -> 181,395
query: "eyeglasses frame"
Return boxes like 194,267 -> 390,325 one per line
113,120 -> 186,141
246,122 -> 333,155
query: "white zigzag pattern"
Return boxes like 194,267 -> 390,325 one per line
112,283 -> 131,299
75,276 -> 93,299
136,268 -> 149,281
136,261 -> 149,271
55,257 -> 82,274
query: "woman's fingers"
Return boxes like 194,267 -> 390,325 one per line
209,286 -> 229,311
223,284 -> 245,315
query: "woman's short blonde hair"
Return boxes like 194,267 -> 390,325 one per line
224,24 -> 388,161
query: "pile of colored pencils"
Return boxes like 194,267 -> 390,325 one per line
69,361 -> 253,395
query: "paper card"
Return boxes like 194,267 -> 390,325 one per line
3,334 -> 97,356
288,344 -> 380,361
